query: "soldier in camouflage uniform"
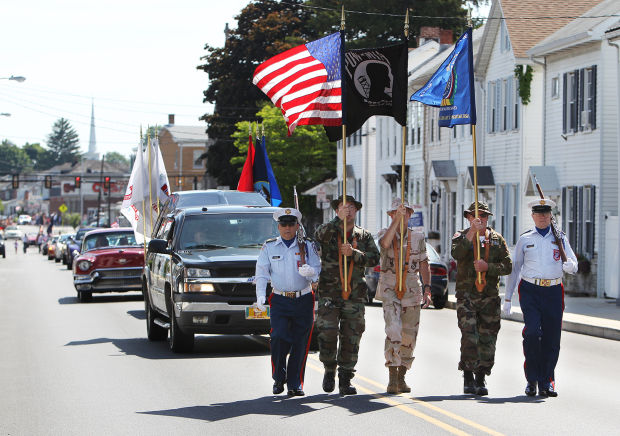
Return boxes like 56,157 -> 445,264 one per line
451,201 -> 512,396
314,195 -> 380,395
376,199 -> 432,394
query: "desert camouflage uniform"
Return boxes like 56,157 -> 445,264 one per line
451,227 -> 512,375
314,216 -> 379,379
376,227 -> 427,369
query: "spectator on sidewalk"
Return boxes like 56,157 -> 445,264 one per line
504,198 -> 578,398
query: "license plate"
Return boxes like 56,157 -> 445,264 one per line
245,306 -> 270,319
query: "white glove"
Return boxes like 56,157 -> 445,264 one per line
502,300 -> 512,316
562,259 -> 577,274
298,264 -> 316,278
255,296 -> 266,312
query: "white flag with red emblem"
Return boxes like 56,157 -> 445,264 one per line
150,137 -> 170,206
120,138 -> 152,244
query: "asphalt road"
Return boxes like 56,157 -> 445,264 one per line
1,243 -> 619,435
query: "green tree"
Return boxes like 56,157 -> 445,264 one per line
0,199 -> 4,213
104,151 -> 129,168
232,104 -> 336,224
22,142 -> 55,170
197,0 -> 312,187
0,139 -> 32,174
46,118 -> 80,166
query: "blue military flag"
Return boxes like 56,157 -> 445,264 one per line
253,135 -> 282,207
410,28 -> 476,127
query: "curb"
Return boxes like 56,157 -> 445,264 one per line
445,299 -> 620,341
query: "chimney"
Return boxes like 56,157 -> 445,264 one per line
168,114 -> 175,125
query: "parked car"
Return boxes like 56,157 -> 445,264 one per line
24,233 -> 38,249
365,241 -> 449,309
144,205 -> 280,352
73,228 -> 144,302
3,225 -> 23,240
18,214 -> 32,225
0,234 -> 6,258
65,227 -> 97,269
55,233 -> 74,263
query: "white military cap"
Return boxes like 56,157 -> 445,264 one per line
273,207 -> 302,223
527,198 -> 556,212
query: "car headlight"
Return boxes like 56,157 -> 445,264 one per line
185,268 -> 211,278
77,260 -> 92,271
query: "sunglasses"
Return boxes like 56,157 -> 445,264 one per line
278,221 -> 297,227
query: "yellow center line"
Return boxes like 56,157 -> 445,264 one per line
308,356 -> 505,436
306,362 -> 470,436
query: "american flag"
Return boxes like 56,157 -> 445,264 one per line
253,32 -> 342,135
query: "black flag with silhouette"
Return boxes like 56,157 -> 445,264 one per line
324,41 -> 407,142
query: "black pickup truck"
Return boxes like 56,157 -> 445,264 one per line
143,205 -> 281,352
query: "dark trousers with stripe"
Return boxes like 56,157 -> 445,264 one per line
269,292 -> 315,390
518,280 -> 564,387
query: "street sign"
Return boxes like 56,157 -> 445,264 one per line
58,204 -> 68,213
316,186 -> 327,203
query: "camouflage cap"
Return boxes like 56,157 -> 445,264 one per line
463,201 -> 493,218
331,194 -> 362,211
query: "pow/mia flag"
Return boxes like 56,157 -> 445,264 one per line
324,41 -> 407,142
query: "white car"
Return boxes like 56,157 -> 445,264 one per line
3,225 -> 23,239
18,215 -> 32,225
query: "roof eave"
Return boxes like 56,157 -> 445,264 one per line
528,31 -> 593,57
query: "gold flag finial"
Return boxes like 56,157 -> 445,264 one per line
340,5 -> 345,31
140,125 -> 143,140
404,8 -> 410,39
467,8 -> 472,28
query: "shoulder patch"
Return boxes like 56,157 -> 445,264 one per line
265,237 -> 277,243
520,229 -> 534,236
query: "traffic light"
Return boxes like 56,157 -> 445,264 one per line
12,174 -> 18,189
74,176 -> 81,188
103,176 -> 110,190
44,175 -> 52,189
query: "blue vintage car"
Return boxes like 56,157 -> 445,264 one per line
65,227 -> 97,269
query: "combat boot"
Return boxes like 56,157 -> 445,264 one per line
322,371 -> 335,393
463,371 -> 476,394
338,375 -> 357,396
387,367 -> 399,394
475,372 -> 488,396
397,366 -> 411,393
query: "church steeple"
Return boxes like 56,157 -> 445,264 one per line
85,100 -> 99,160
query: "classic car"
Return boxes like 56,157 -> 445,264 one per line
55,233 -> 74,263
0,234 -> 5,258
73,228 -> 144,302
4,225 -> 23,240
65,227 -> 97,269
365,241 -> 449,309
46,236 -> 59,260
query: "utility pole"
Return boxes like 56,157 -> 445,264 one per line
96,154 -> 105,227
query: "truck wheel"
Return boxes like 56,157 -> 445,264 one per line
78,291 -> 92,302
169,308 -> 194,353
144,285 -> 167,341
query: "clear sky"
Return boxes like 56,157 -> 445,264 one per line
0,0 -> 253,157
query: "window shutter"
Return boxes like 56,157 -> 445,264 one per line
577,186 -> 583,254
487,82 -> 492,133
591,65 -> 597,130
562,187 -> 567,232
562,74 -> 567,133
578,68 -> 585,131
507,78 -> 513,130
572,69 -> 579,133
495,79 -> 501,133
589,185 -> 596,256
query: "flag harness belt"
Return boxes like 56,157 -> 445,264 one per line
472,229 -> 490,292
338,235 -> 358,300
391,230 -> 413,300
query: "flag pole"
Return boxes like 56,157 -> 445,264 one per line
140,127 -> 147,263
398,8 -> 410,297
340,5 -> 350,300
147,130 -> 154,240
466,9 -> 485,292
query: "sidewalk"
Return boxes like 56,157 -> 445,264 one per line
446,282 -> 620,341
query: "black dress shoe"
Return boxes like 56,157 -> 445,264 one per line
273,381 -> 284,395
322,371 -> 335,393
539,383 -> 558,397
525,382 -> 537,397
287,389 -> 305,396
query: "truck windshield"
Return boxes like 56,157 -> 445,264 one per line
179,213 -> 279,250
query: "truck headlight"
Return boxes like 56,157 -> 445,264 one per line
185,268 -> 211,278
184,283 -> 216,293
